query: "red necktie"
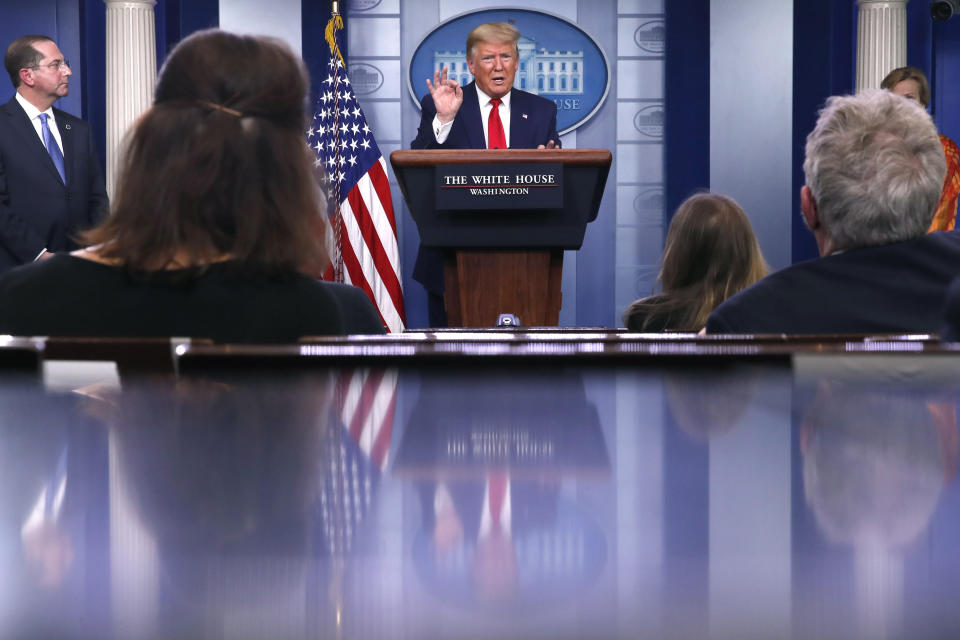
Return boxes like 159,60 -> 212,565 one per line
488,99 -> 506,149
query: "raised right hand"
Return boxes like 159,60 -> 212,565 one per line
426,66 -> 463,124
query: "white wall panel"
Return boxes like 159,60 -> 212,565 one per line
348,0 -> 400,14
616,143 -> 663,184
349,60 -> 402,101
617,101 -> 663,142
219,0 -> 302,54
439,0 -> 577,20
618,0 -> 664,13
348,16 -> 401,56
616,60 -> 663,100
616,224 -> 662,269
616,185 -> 663,225
617,17 -> 665,57
362,102 -> 403,145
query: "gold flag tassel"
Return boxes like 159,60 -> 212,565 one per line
325,4 -> 345,67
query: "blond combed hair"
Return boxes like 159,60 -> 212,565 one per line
466,22 -> 520,60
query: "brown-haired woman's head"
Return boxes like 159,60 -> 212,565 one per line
625,193 -> 767,330
84,29 -> 325,274
662,193 -> 767,317
880,66 -> 931,108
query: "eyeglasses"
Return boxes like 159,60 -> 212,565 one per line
28,59 -> 70,72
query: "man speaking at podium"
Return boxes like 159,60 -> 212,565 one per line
411,22 -> 561,327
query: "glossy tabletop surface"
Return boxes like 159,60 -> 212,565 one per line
3,345 -> 960,639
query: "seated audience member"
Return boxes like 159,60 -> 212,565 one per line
623,193 -> 767,331
707,90 -> 958,335
0,29 -> 384,341
880,66 -> 960,232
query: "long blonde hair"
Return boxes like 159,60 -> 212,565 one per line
624,193 -> 767,330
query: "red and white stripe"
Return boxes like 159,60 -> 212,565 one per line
336,157 -> 406,334
337,367 -> 398,472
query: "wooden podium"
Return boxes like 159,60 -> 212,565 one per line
390,149 -> 611,327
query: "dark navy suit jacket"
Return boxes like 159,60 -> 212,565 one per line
410,82 -> 560,293
707,230 -> 960,335
0,96 -> 108,273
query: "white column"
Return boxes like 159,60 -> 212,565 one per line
105,0 -> 157,198
856,0 -> 909,92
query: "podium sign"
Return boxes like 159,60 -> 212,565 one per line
436,162 -> 563,210
391,149 -> 611,327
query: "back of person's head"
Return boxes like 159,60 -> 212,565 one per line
466,22 -> 520,59
880,66 -> 931,107
86,29 -> 324,274
803,90 -> 946,252
4,35 -> 53,88
624,193 -> 766,330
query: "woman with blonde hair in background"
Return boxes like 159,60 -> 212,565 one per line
624,193 -> 767,332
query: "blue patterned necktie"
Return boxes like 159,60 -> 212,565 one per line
38,113 -> 65,183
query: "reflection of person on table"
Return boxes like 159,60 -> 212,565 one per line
425,474 -> 561,603
801,382 -> 957,549
410,22 -> 561,326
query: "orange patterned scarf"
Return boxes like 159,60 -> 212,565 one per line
928,135 -> 960,232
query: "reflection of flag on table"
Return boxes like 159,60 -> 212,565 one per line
309,10 -> 405,333
338,368 -> 397,474
319,368 -> 398,555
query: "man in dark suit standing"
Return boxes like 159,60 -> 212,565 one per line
411,22 -> 560,327
706,90 -> 960,335
0,35 -> 108,274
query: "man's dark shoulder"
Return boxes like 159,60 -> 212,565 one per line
0,255 -> 86,313
921,228 -> 960,249
0,98 -> 25,135
321,282 -> 387,334
706,262 -> 810,333
0,95 -> 24,114
707,231 -> 960,334
0,254 -> 77,284
51,106 -> 89,129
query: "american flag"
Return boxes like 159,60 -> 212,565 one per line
308,22 -> 406,333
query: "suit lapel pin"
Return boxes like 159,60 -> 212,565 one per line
64,124 -> 71,130
522,113 -> 528,119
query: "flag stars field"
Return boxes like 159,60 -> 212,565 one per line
306,25 -> 406,333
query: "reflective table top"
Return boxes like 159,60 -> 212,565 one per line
3,349 -> 960,639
